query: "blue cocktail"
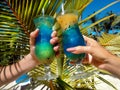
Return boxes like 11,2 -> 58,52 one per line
57,10 -> 86,62
33,16 -> 57,80
57,10 -> 86,80
62,24 -> 86,61
34,16 -> 55,64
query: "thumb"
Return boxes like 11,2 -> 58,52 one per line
66,46 -> 92,54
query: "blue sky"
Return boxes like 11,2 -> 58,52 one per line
82,0 -> 120,19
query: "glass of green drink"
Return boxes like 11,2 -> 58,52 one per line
33,15 -> 57,80
57,10 -> 90,80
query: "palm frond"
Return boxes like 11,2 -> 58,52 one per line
106,35 -> 120,55
95,75 -> 117,90
98,33 -> 118,45
111,15 -> 120,27
98,33 -> 120,55
0,1 -> 29,66
81,14 -> 116,35
65,0 -> 93,17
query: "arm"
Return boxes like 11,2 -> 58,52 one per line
102,55 -> 120,78
0,29 -> 59,86
0,30 -> 39,86
67,36 -> 120,78
0,54 -> 38,86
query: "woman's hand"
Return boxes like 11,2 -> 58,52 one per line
66,36 -> 114,68
29,29 -> 59,65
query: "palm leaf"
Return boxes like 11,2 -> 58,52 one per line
81,14 -> 116,35
98,33 -> 118,45
65,0 -> 93,17
95,75 -> 117,90
111,15 -> 120,27
0,1 -> 29,66
98,33 -> 120,55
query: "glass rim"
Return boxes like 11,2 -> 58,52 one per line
33,15 -> 55,27
57,9 -> 78,16
33,15 -> 54,20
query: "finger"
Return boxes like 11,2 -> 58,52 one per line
98,63 -> 117,74
83,35 -> 91,41
94,61 -> 106,68
83,35 -> 95,43
82,54 -> 93,64
53,45 -> 59,52
30,29 -> 39,46
66,46 -> 92,54
82,54 -> 89,64
50,37 -> 59,45
83,36 -> 98,46
51,31 -> 57,38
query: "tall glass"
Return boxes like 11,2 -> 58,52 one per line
57,10 -> 87,80
33,15 -> 56,80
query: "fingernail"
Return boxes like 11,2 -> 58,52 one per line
66,48 -> 73,51
36,28 -> 39,30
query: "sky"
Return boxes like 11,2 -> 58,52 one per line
82,0 -> 120,19
81,0 -> 120,35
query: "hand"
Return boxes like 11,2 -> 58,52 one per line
66,36 -> 114,69
29,29 -> 59,65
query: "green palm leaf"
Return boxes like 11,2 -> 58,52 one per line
81,14 -> 116,35
0,1 -> 29,66
98,33 -> 120,55
111,15 -> 120,27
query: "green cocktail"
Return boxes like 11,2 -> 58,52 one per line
33,16 -> 57,80
33,15 -> 55,64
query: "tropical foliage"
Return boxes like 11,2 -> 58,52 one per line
0,0 -> 120,89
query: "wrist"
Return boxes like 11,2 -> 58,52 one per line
19,54 -> 40,73
104,54 -> 118,63
100,54 -> 120,77
25,54 -> 40,66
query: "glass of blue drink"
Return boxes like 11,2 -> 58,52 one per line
33,15 -> 57,80
57,10 -> 87,80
